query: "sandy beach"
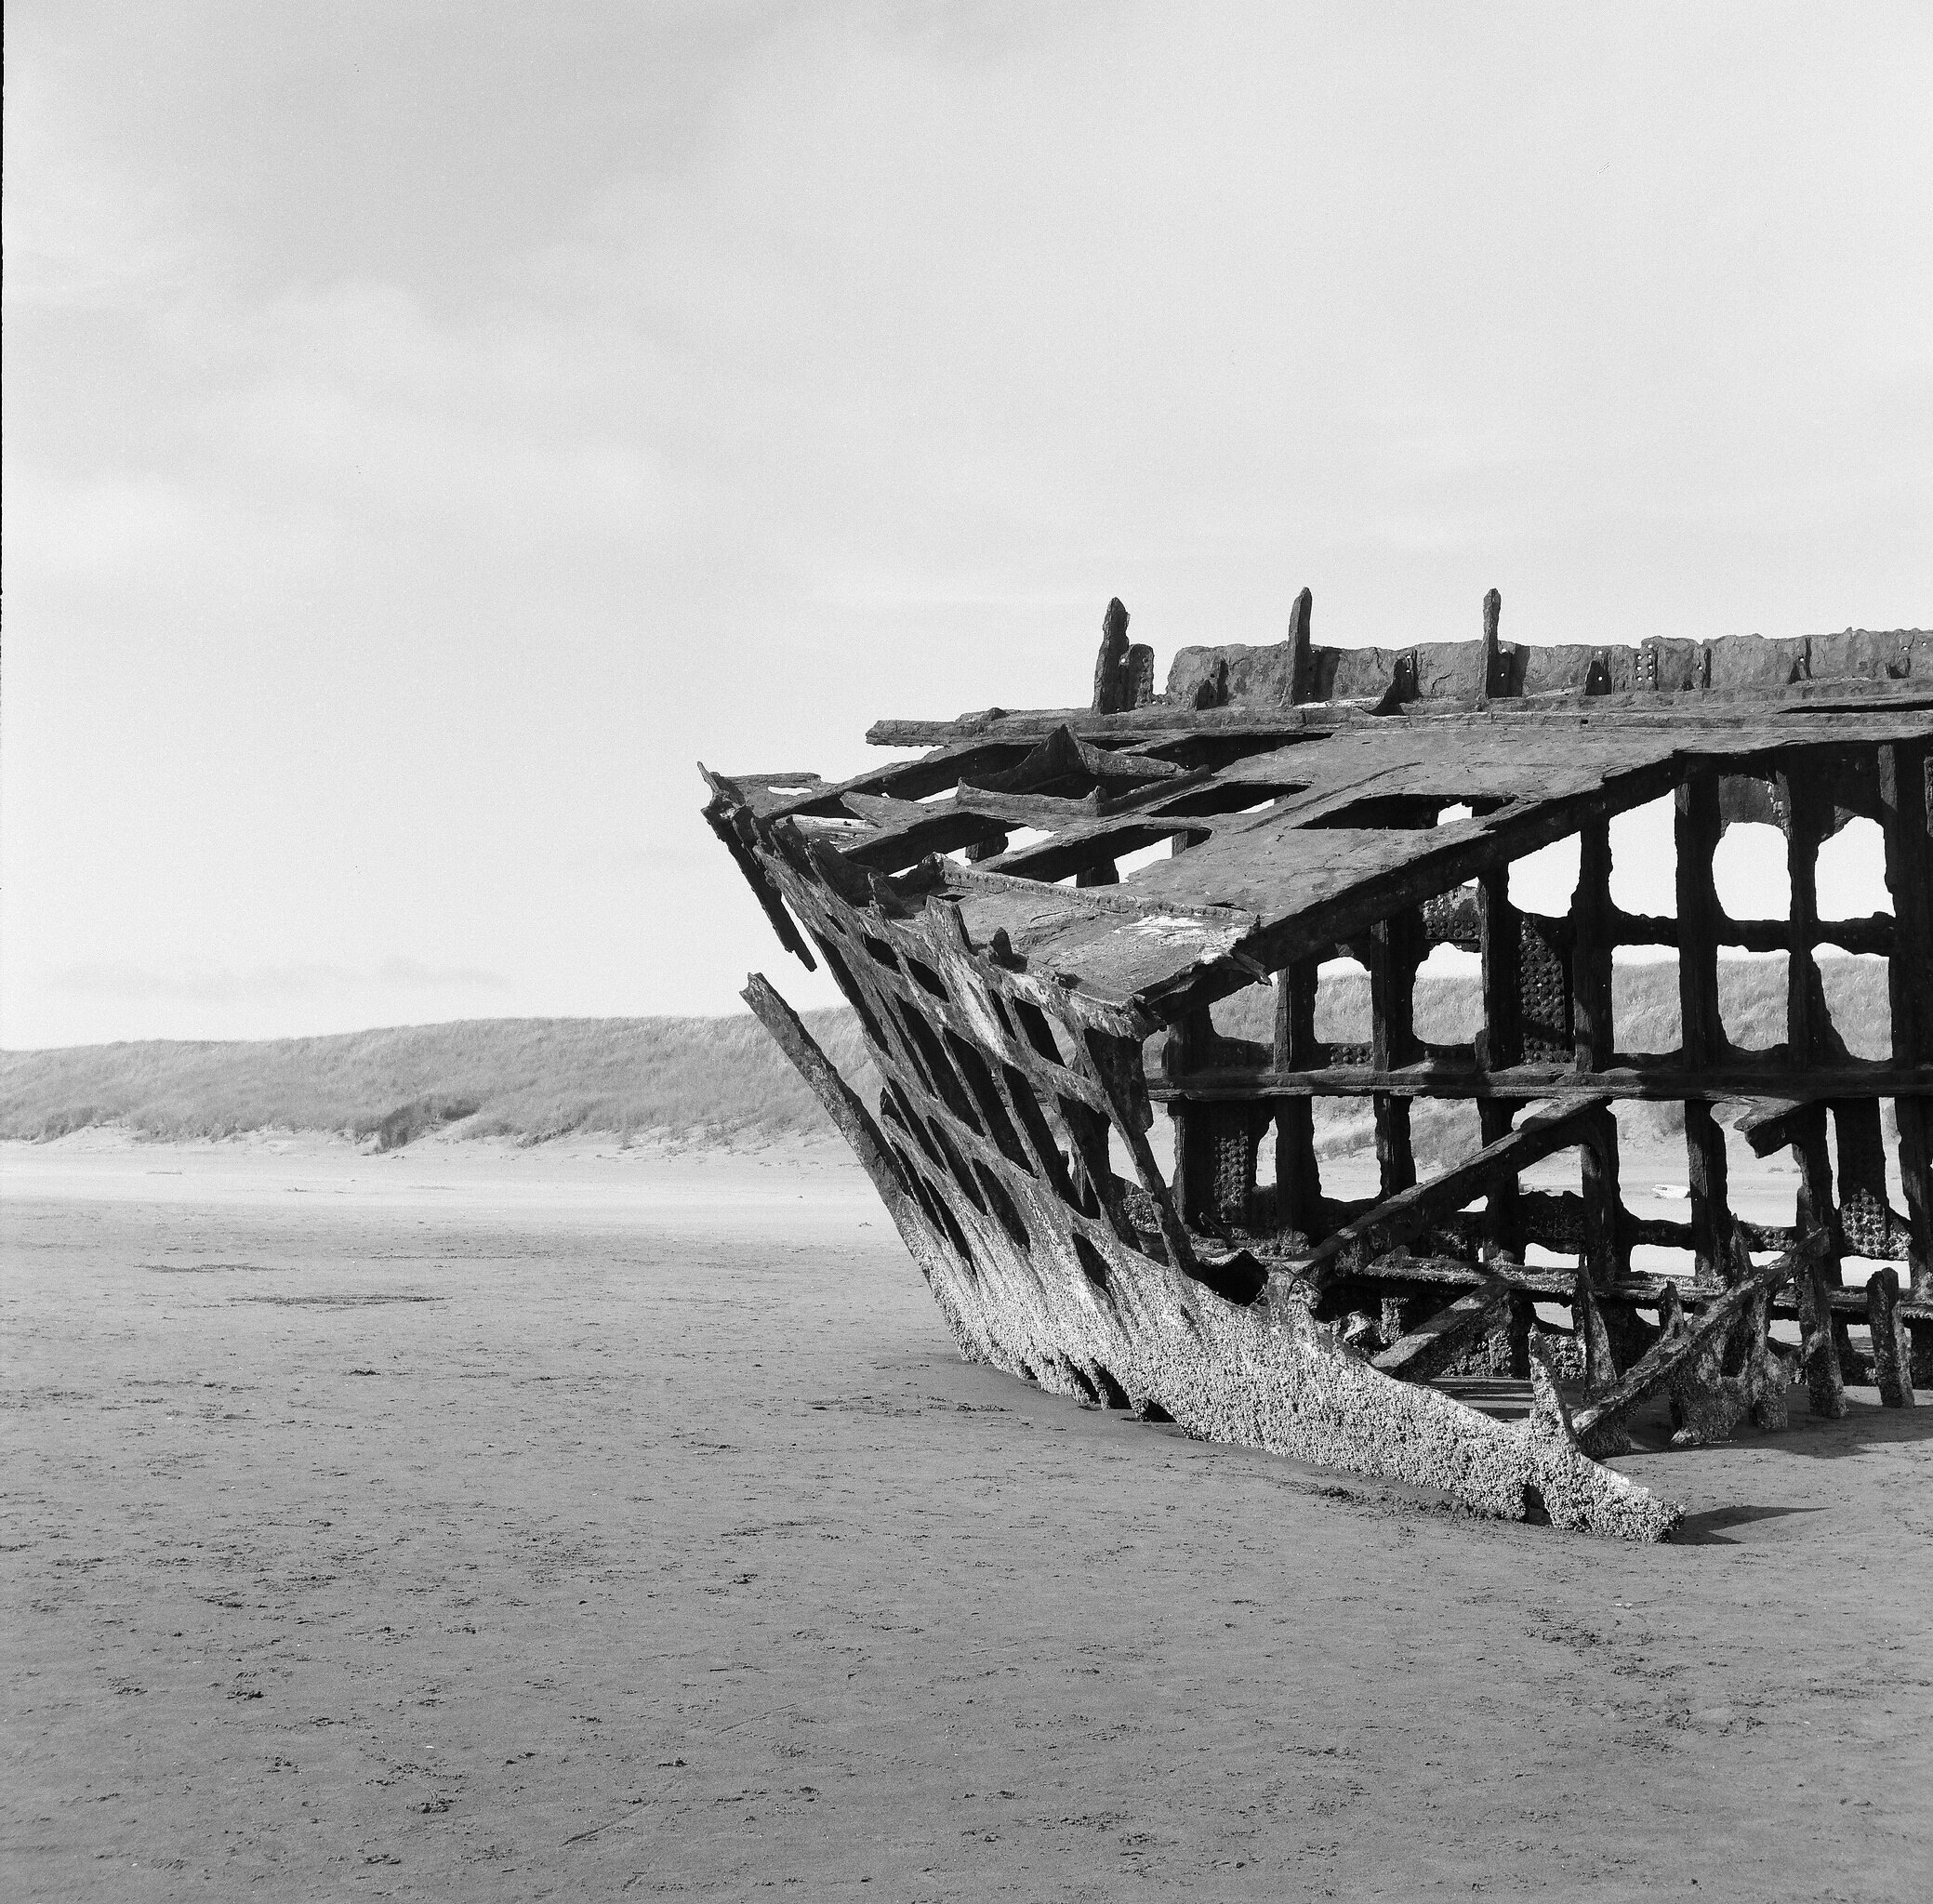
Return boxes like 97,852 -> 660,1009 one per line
4,1133 -> 1930,1901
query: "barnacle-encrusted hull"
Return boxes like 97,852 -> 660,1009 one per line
747,964 -> 1679,1541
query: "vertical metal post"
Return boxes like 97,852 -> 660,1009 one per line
1675,768 -> 1733,1285
1369,910 -> 1423,1197
1781,762 -> 1849,1412
1880,741 -> 1933,1299
1478,868 -> 1524,1262
1273,957 -> 1323,1241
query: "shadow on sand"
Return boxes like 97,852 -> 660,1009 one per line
1611,1390 -> 1933,1461
1743,1395 -> 1933,1459
1669,1501 -> 1829,1545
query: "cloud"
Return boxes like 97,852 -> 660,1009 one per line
41,958 -> 514,1006
3,4 -> 1929,1050
0,51 -> 194,310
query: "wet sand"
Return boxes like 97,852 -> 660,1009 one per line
4,1135 -> 1930,1901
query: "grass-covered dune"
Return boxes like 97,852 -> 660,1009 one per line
1208,953 -> 1892,1165
1211,950 -> 1890,1058
0,1014 -> 879,1147
0,957 -> 1889,1152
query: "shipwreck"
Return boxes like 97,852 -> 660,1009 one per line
703,596 -> 1931,1540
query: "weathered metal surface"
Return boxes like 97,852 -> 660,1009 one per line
706,596 -> 1932,1542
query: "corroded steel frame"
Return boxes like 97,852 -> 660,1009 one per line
705,600 -> 1932,1540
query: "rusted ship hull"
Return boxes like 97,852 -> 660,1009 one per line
706,599 -> 1932,1540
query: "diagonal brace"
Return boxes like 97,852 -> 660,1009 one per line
1372,1279 -> 1516,1382
1299,1093 -> 1615,1290
1569,1234 -> 1824,1446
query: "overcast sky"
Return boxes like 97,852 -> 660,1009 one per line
5,2 -> 1928,1049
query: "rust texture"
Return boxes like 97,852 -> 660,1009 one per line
705,597 -> 1933,1540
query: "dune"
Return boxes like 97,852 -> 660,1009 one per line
1205,952 -> 1894,1164
0,955 -> 1891,1155
0,1012 -> 878,1148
